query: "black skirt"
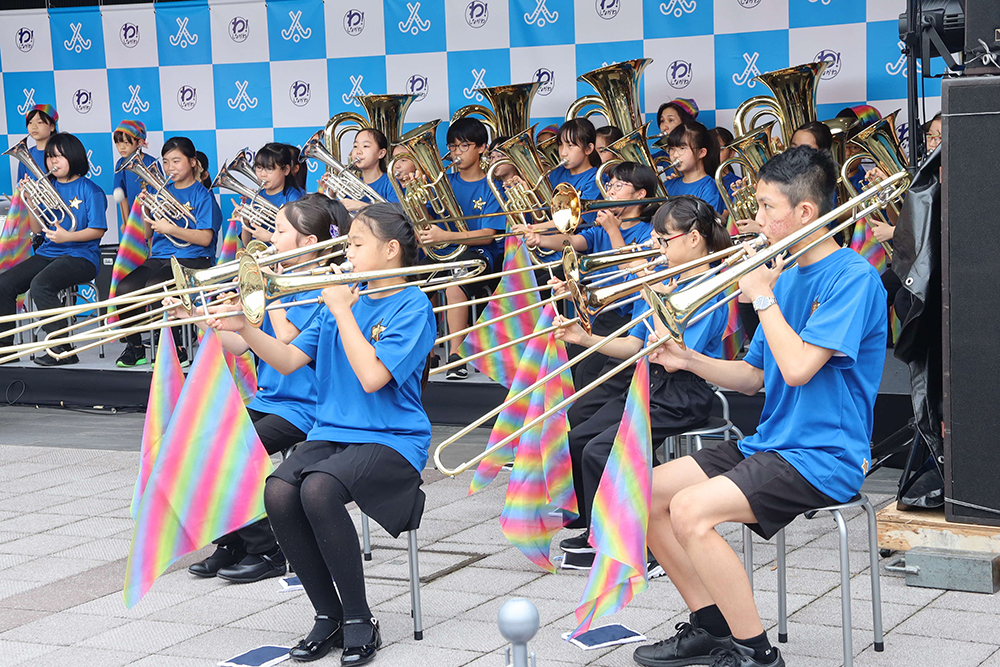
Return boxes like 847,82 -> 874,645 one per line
270,440 -> 424,538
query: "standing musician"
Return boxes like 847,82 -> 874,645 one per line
115,137 -> 222,368
414,117 -> 504,381
170,194 -> 349,584
207,203 -> 436,665
336,128 -> 400,209
16,104 -> 58,184
0,133 -> 107,365
653,98 -> 700,164
240,143 -> 306,244
112,120 -> 158,236
554,196 -> 731,571
633,147 -> 886,667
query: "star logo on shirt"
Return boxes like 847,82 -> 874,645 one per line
370,319 -> 387,343
68,197 -> 82,210
810,299 -> 821,315
184,201 -> 194,212
472,197 -> 486,211
861,457 -> 870,475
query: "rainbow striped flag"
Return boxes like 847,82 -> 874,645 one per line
849,217 -> 888,274
123,331 -> 272,608
225,349 -> 258,405
130,328 -> 185,521
0,189 -> 32,273
721,285 -> 745,361
217,215 -> 243,265
108,200 -> 150,324
573,357 -> 653,637
497,305 -> 578,572
457,238 -> 541,388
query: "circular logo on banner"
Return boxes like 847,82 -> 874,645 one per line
344,10 -> 365,36
229,16 -> 250,43
120,22 -> 140,48
466,1 -> 489,28
15,28 -> 34,53
289,80 -> 311,107
73,89 -> 93,114
737,0 -> 762,7
177,85 -> 198,111
667,60 -> 693,89
595,0 -> 620,20
533,68 -> 555,96
406,75 -> 429,101
815,50 -> 842,80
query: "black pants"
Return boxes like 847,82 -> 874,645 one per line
0,254 -> 97,343
117,257 -> 212,347
568,308 -> 633,393
567,366 -> 715,529
214,408 -> 306,555
738,301 -> 759,342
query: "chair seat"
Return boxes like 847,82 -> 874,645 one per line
679,416 -> 732,437
805,493 -> 867,519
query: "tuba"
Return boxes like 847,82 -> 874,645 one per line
595,123 -> 670,198
386,120 -> 468,262
732,61 -> 828,149
566,59 -> 651,134
323,93 -> 416,162
3,137 -> 77,233
301,129 -> 386,203
451,81 -> 540,139
212,151 -> 279,234
117,150 -> 194,247
714,122 -> 776,220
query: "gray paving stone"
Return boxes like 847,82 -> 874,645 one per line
0,494 -> 77,514
792,595 -> 921,633
52,537 -> 131,561
68,591 -> 191,619
25,645 -> 144,667
45,515 -> 134,538
119,655 -> 209,667
147,594 -> 274,626
425,564 -> 543,595
369,641 -> 481,667
0,638 -> 59,666
43,496 -> 131,517
852,632 -> 998,666
0,610 -> 127,645
0,533 -> 92,556
402,617 -> 508,652
893,607 -> 1000,646
78,618 -> 213,653
783,545 -> 875,576
0,555 -> 106,584
375,587 -> 493,617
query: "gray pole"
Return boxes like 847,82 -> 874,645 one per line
498,598 -> 540,667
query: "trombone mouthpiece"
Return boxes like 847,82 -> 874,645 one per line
339,260 -> 354,273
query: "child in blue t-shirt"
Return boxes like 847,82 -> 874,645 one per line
333,128 -> 400,211
112,119 -> 159,237
0,132 -> 107,365
636,147 -> 887,667
664,121 -> 725,216
239,143 -> 306,245
545,118 -> 603,226
553,196 -> 733,563
115,136 -> 220,368
15,104 -> 58,184
413,118 -> 503,380
209,203 -> 435,664
175,194 -> 349,584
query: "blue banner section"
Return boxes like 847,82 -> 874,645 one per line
50,6 -> 106,71
268,0 -> 326,62
156,1 -> 212,67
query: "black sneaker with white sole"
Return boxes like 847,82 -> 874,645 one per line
707,644 -> 784,667
446,352 -> 467,380
559,530 -> 595,554
633,614 -> 734,667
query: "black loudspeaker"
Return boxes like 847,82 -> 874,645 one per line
941,76 -> 1000,526
964,0 -> 1000,75
95,245 -> 117,302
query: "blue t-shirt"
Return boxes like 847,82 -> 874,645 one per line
438,172 -> 505,268
665,174 -> 725,215
150,181 -> 218,260
260,186 -> 305,209
248,290 -> 323,435
721,171 -> 739,201
113,152 -> 160,213
580,220 -> 652,314
365,172 -> 400,204
628,289 -> 727,359
35,177 -> 107,268
548,165 -> 602,227
291,286 -> 436,472
739,248 -> 887,502
15,144 -> 46,183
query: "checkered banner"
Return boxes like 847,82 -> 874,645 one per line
0,0 -> 941,241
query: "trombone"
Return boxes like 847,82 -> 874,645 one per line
3,137 -> 77,234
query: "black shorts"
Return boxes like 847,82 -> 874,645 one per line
270,440 -> 424,538
689,441 -> 839,540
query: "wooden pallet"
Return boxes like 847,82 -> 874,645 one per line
878,504 -> 1000,553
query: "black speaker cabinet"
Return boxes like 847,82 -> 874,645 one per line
941,76 -> 1000,526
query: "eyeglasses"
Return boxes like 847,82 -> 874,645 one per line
925,133 -> 942,141
606,180 -> 633,193
653,231 -> 688,247
446,142 -> 475,153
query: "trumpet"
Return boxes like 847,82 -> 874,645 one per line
3,137 -> 77,234
302,129 -> 386,203
212,151 -> 278,234
118,150 -> 195,248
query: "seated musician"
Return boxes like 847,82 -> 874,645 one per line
632,146 -> 886,667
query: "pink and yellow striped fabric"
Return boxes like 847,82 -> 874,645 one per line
0,189 -> 32,273
108,200 -> 150,324
849,218 -> 888,275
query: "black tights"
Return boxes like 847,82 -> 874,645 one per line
264,474 -> 373,646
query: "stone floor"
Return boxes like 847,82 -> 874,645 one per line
0,408 -> 997,666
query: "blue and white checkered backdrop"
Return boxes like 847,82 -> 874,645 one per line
0,0 -> 940,242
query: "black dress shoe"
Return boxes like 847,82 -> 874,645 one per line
289,615 -> 343,662
188,545 -> 243,578
341,617 -> 381,666
217,550 -> 287,583
34,345 -> 79,366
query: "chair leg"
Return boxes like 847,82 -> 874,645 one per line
407,530 -> 424,640
693,435 -> 703,452
863,500 -> 885,651
361,513 -> 372,561
832,510 -> 853,667
776,527 -> 787,643
742,525 -> 754,589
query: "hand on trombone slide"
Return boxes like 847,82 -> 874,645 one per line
736,242 -> 783,302
320,262 -> 359,315
646,328 -> 690,372
552,313 -> 589,347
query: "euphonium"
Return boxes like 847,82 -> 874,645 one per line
714,122 -> 776,220
212,151 -> 279,234
732,61 -> 828,149
451,81 -> 540,139
566,59 -> 650,134
302,129 -> 385,203
386,120 -> 469,262
323,93 -> 417,161
118,150 -> 194,248
3,137 -> 77,233
595,123 -> 669,198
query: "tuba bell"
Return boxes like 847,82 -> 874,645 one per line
566,59 -> 651,134
451,81 -> 540,139
301,129 -> 386,203
212,150 -> 279,234
713,122 -> 777,220
117,150 -> 194,248
323,93 -> 417,162
594,123 -> 670,198
732,61 -> 828,149
3,137 -> 77,233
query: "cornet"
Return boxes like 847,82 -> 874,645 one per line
3,137 -> 77,234
117,150 -> 195,248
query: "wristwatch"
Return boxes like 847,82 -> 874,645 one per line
752,295 -> 777,312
